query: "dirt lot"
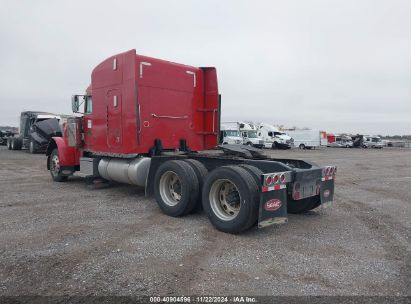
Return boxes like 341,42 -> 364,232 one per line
0,146 -> 410,297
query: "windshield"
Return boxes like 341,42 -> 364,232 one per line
274,131 -> 285,136
372,137 -> 381,143
248,131 -> 258,138
225,130 -> 240,137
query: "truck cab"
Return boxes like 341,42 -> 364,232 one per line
257,123 -> 293,149
45,49 -> 337,234
237,122 -> 264,148
220,124 -> 243,145
7,111 -> 62,153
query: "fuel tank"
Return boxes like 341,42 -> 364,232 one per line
98,157 -> 151,187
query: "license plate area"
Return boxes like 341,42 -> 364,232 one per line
292,180 -> 320,200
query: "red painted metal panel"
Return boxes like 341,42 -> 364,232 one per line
81,49 -> 219,155
53,137 -> 80,166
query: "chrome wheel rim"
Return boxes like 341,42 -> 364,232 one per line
209,179 -> 241,221
50,154 -> 60,176
159,171 -> 182,206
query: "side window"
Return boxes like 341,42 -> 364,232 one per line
85,96 -> 92,114
268,131 -> 273,137
258,132 -> 261,136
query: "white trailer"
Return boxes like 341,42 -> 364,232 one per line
285,129 -> 321,150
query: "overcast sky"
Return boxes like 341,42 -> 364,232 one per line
0,0 -> 410,135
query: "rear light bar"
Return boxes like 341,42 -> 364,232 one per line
262,171 -> 292,192
322,165 -> 337,181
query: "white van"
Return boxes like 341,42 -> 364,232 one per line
363,135 -> 383,149
220,123 -> 243,145
285,129 -> 321,149
257,123 -> 293,149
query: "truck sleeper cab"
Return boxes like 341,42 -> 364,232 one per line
46,50 -> 336,233
257,123 -> 293,149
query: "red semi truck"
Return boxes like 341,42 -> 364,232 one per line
46,49 -> 336,233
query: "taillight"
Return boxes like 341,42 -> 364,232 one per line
273,174 -> 279,184
280,174 -> 285,182
265,175 -> 273,185
326,167 -> 331,175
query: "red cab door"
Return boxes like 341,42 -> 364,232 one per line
106,89 -> 122,149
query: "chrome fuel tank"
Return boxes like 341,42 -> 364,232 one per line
98,157 -> 151,187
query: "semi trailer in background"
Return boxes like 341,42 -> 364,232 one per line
46,49 -> 336,233
257,123 -> 293,149
285,129 -> 322,150
7,111 -> 62,153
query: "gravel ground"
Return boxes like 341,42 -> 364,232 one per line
0,146 -> 410,296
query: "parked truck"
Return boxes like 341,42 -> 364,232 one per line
46,49 -> 336,233
220,123 -> 244,145
7,111 -> 62,153
238,122 -> 264,148
0,130 -> 15,145
285,129 -> 322,150
257,123 -> 294,149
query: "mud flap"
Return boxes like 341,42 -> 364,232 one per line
320,179 -> 335,205
258,187 -> 288,228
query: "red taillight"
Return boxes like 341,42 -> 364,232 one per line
280,174 -> 285,183
329,167 -> 334,175
265,175 -> 273,185
326,167 -> 331,175
293,191 -> 301,200
334,167 -> 337,174
273,174 -> 279,184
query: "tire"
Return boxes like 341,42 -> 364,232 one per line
49,148 -> 68,182
154,160 -> 200,217
29,140 -> 37,154
287,196 -> 320,214
246,142 -> 253,146
202,166 -> 259,233
183,159 -> 208,212
14,138 -> 22,150
7,138 -> 12,150
11,138 -> 17,150
239,164 -> 263,187
299,144 -> 306,150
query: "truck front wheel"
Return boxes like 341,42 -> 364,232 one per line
202,166 -> 259,233
49,148 -> 68,182
154,160 -> 200,217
